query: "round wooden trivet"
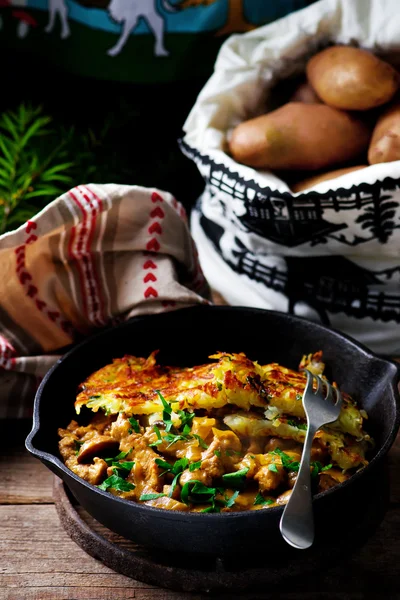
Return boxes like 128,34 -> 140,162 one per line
53,475 -> 389,593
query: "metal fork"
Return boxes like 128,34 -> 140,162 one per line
279,369 -> 343,550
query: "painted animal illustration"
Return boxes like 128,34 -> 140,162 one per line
45,0 -> 70,38
107,0 -> 177,57
44,0 -> 255,56
45,0 -> 178,56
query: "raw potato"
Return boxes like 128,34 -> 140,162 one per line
290,81 -> 322,104
292,166 -> 367,192
368,100 -> 400,164
307,46 -> 399,111
229,102 -> 371,171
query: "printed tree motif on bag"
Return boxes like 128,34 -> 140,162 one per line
356,192 -> 399,244
199,214 -> 400,324
185,145 -> 400,248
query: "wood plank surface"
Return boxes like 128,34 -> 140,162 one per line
0,448 -> 53,505
0,501 -> 399,599
1,422 -> 399,600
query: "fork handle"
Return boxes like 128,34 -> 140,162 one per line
279,424 -> 318,550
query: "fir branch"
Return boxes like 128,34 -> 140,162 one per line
0,105 -> 74,235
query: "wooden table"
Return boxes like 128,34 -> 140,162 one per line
1,419 -> 399,600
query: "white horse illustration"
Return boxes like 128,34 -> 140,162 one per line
107,0 -> 177,57
45,0 -> 70,39
44,0 -> 177,57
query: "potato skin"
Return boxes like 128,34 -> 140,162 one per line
292,166 -> 367,192
229,102 -> 371,171
290,81 -> 322,104
368,100 -> 400,164
306,46 -> 399,111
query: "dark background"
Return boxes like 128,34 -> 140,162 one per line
2,47 -> 207,214
1,0 -> 317,216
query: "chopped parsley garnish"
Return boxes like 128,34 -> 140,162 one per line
169,473 -> 181,498
214,450 -> 222,458
268,463 -> 279,473
171,458 -> 189,473
225,449 -> 242,457
287,419 -> 307,431
156,390 -> 174,432
98,474 -> 135,492
270,448 -> 300,471
104,450 -> 132,466
155,457 -> 189,497
224,490 -> 240,508
216,382 -> 223,391
296,393 -> 303,401
155,457 -> 189,476
154,458 -> 173,473
139,493 -> 166,501
149,425 -> 163,447
163,431 -> 191,448
222,467 -> 249,487
181,481 -> 217,505
271,448 -> 332,477
155,390 -> 195,434
181,480 -> 240,512
254,492 -> 274,506
182,424 -> 191,436
128,417 -> 140,434
149,392 -> 207,450
189,460 -> 202,472
311,462 -> 333,477
112,461 -> 135,473
176,408 -> 195,429
192,434 -> 208,449
74,440 -> 84,455
149,427 -> 206,450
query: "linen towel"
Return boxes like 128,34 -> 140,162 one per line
0,183 -> 210,417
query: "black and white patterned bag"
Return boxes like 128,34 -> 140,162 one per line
182,0 -> 400,355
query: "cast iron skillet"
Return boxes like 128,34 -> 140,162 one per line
26,306 -> 400,557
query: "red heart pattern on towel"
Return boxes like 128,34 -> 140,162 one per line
148,222 -> 162,235
25,221 -> 37,234
144,273 -> 157,283
146,238 -> 160,252
143,260 -> 157,269
150,207 -> 164,219
151,192 -> 164,203
144,287 -> 158,298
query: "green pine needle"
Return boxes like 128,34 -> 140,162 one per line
0,104 -> 74,235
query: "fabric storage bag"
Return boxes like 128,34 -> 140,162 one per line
181,0 -> 400,356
